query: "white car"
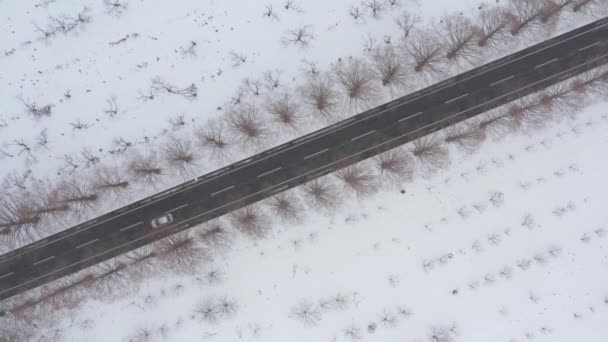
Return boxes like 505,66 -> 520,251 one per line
151,213 -> 174,228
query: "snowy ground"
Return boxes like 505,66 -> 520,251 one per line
36,100 -> 608,342
2,0 -> 608,341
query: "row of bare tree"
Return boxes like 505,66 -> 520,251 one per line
2,66 -> 607,342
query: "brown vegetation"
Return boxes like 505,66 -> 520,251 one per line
335,163 -> 378,198
266,191 -> 306,224
410,136 -> 449,173
373,148 -> 414,184
300,73 -> 342,123
334,58 -> 379,111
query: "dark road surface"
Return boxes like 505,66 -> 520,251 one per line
1,17 -> 608,302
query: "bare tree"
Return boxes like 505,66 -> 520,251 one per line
373,148 -> 414,184
0,194 -> 41,249
569,67 -> 608,98
363,0 -> 385,19
394,11 -> 420,38
197,219 -> 233,252
344,324 -> 363,341
104,96 -> 119,117
179,40 -> 198,57
263,4 -> 279,21
215,296 -> 239,319
290,299 -> 322,326
572,0 -> 608,13
195,118 -> 233,161
281,26 -> 315,48
163,136 -> 198,177
371,45 -> 409,97
103,0 -> 128,17
262,70 -> 282,91
265,92 -> 303,134
91,259 -> 131,299
474,6 -> 511,48
229,205 -> 271,239
168,113 -> 186,129
300,73 -> 342,123
350,5 -> 365,23
36,273 -> 94,312
155,232 -> 209,273
505,95 -> 550,131
80,148 -> 99,168
57,179 -> 99,216
335,163 -> 378,198
476,109 -> 516,139
36,129 -> 49,148
229,50 -> 247,67
539,0 -> 573,25
29,183 -> 69,218
93,165 -> 131,199
405,29 -> 445,81
438,15 -> 480,67
506,0 -> 544,37
284,0 -> 304,12
266,191 -> 305,224
539,83 -> 584,117
111,137 -> 132,154
127,327 -> 154,342
443,124 -> 485,153
18,97 -> 53,118
301,177 -> 341,212
193,298 -> 220,325
226,104 -> 270,151
334,58 -> 379,111
410,136 -> 449,173
150,77 -> 197,100
124,246 -> 159,278
128,150 -> 164,185
12,139 -> 36,164
428,324 -> 457,342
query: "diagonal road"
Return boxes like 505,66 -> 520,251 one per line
1,17 -> 608,302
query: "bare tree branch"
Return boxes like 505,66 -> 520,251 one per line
128,150 -> 164,185
301,177 -> 341,212
335,163 -> 378,198
443,124 -> 486,153
265,92 -> 303,134
371,45 -> 409,97
150,77 -> 197,100
266,191 -> 306,224
437,15 -> 481,67
229,205 -> 271,239
334,58 -> 379,111
163,136 -> 198,177
373,148 -> 414,184
197,219 -> 234,252
394,11 -> 420,38
281,26 -> 315,48
195,118 -> 233,162
155,232 -> 210,273
226,104 -> 270,151
410,136 -> 449,173
300,73 -> 342,123
474,5 -> 511,48
405,29 -> 445,82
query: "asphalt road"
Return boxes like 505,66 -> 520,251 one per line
1,17 -> 608,302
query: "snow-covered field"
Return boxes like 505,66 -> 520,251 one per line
1,0 -> 608,341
